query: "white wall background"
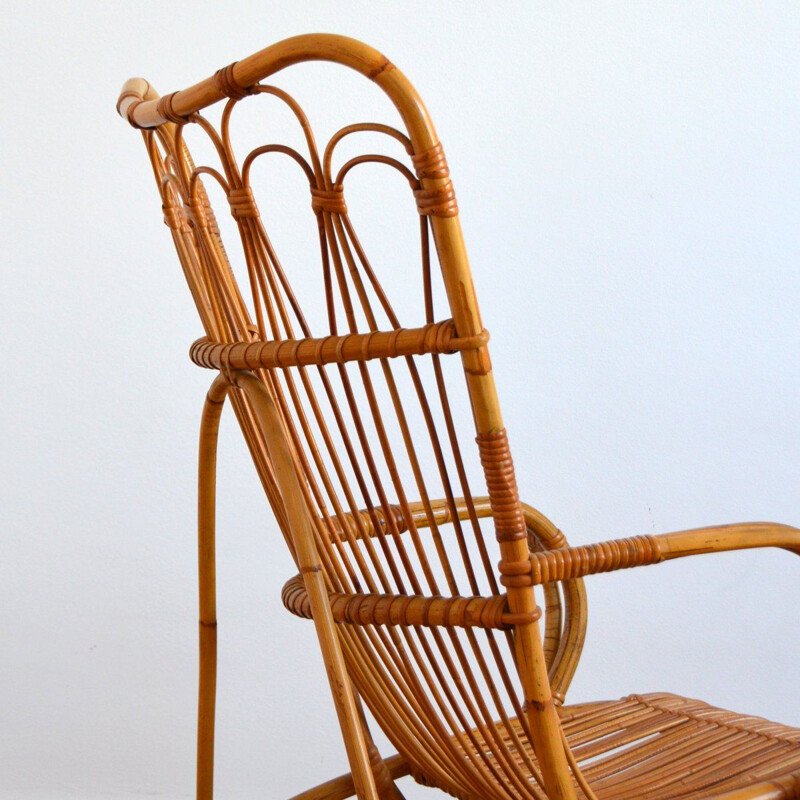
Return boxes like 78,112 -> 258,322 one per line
2,2 -> 798,798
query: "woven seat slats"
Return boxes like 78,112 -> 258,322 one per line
424,693 -> 800,800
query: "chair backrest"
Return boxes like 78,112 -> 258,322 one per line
117,34 -> 587,800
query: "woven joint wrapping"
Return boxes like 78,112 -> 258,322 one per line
189,319 -> 489,372
476,430 -> 527,543
192,189 -> 219,235
187,199 -> 209,229
414,182 -> 458,217
118,90 -> 147,129
311,186 -> 348,215
213,62 -> 255,100
329,504 -> 406,539
116,90 -> 141,116
281,575 -> 539,630
124,98 -> 145,129
411,142 -> 458,216
228,187 -> 260,219
157,92 -> 190,125
498,535 -> 663,587
412,142 -> 451,180
162,203 -> 189,231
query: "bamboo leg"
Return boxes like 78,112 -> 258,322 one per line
514,605 -> 580,800
233,372 -> 379,800
196,375 -> 229,800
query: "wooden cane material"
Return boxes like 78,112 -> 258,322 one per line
281,574 -> 541,630
288,755 -> 411,800
189,321 -> 488,372
196,379 -> 227,800
118,32 -> 799,800
498,523 -> 800,587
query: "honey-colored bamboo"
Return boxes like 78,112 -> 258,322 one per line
117,33 -> 799,800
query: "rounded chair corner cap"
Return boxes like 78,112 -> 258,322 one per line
116,77 -> 159,116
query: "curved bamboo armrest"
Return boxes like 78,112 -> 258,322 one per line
281,574 -> 539,630
498,522 -> 800,587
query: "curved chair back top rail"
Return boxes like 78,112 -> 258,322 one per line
117,33 -> 589,800
118,34 -> 438,148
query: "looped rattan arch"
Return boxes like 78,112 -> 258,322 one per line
117,33 -> 800,800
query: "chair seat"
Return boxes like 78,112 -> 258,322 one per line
563,693 -> 800,798
433,692 -> 800,799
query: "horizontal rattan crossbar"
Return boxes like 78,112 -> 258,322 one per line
117,32 -> 799,800
189,320 -> 489,372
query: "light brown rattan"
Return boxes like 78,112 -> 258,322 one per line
116,33 -> 800,800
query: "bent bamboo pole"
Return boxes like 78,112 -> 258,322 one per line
287,755 -> 411,800
196,376 -> 228,800
196,372 -> 379,800
117,34 -> 437,149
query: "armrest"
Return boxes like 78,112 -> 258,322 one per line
658,522 -> 800,559
498,522 -> 800,587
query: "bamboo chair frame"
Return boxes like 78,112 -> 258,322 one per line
116,34 -> 800,800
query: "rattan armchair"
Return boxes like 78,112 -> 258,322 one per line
116,34 -> 799,800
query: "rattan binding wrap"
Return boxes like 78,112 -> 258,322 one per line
281,575 -> 541,630
189,321 -> 488,372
